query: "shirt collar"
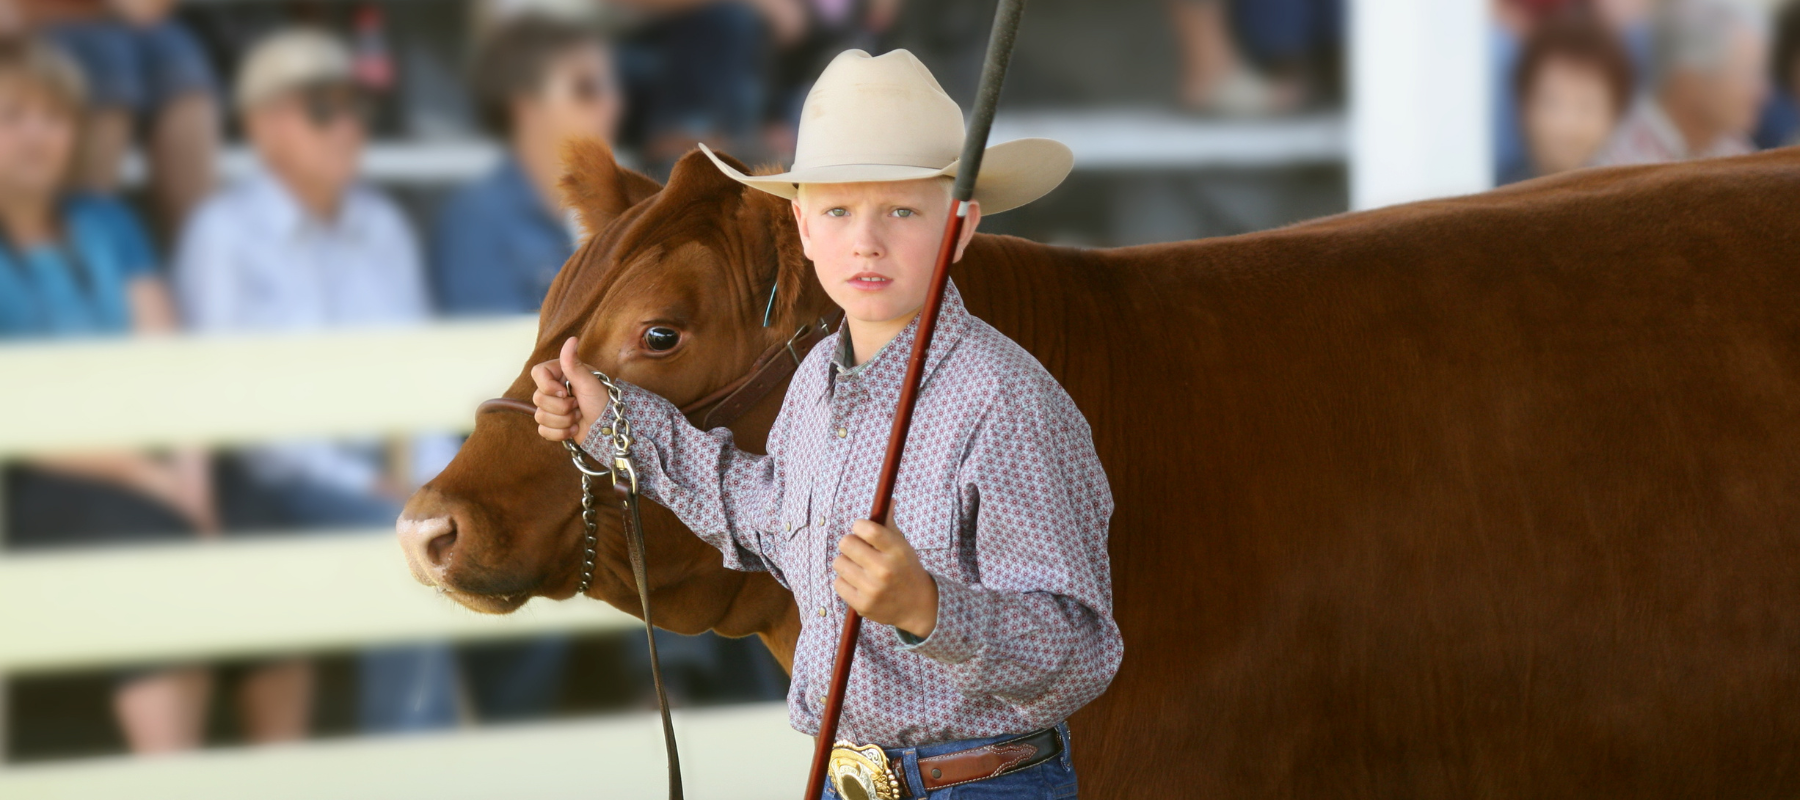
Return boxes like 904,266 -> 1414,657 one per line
246,164 -> 369,239
496,154 -> 580,242
496,155 -> 554,217
1637,99 -> 1691,160
826,279 -> 972,401
832,327 -> 870,379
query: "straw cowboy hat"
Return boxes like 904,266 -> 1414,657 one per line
235,29 -> 355,111
700,49 -> 1072,214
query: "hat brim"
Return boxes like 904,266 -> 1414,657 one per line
698,138 -> 1073,215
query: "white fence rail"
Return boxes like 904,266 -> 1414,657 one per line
0,532 -> 638,672
0,318 -> 537,456
0,320 -> 809,798
119,111 -> 1351,190
0,704 -> 808,800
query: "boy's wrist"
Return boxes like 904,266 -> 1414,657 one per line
895,574 -> 939,640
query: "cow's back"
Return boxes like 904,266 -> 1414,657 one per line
953,149 -> 1800,798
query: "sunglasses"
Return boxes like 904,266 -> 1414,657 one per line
299,86 -> 373,128
548,73 -> 610,105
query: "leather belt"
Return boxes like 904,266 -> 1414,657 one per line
829,727 -> 1064,799
909,727 -> 1063,795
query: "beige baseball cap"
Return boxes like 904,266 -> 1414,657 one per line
700,49 -> 1072,215
234,29 -> 355,112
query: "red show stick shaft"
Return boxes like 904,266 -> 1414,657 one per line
802,2 -> 1027,797
803,203 -> 966,800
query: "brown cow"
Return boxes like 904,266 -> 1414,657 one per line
400,139 -> 1800,797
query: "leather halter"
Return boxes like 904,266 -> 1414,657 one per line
475,313 -> 839,430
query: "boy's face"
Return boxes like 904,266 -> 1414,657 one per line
792,178 -> 978,326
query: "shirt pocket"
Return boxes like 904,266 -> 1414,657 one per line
751,488 -> 810,588
890,475 -> 960,554
779,488 -> 812,541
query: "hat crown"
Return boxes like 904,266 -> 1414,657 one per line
791,49 -> 966,173
235,29 -> 353,111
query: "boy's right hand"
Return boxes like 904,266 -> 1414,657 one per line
531,337 -> 610,443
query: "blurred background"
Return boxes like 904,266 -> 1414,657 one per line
0,0 -> 1787,796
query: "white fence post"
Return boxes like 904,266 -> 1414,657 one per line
1349,0 -> 1493,210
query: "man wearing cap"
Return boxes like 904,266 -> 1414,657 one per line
172,29 -> 458,735
533,49 -> 1119,798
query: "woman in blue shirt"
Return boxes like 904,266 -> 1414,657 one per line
0,35 -> 217,754
431,16 -> 620,316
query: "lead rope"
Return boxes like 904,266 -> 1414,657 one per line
564,373 -> 684,800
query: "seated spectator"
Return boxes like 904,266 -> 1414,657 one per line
1509,11 -> 1635,181
425,13 -> 622,724
434,14 -> 619,316
614,0 -> 801,170
1592,0 -> 1767,166
43,0 -> 221,237
1171,0 -> 1340,116
1755,0 -> 1800,149
0,34 -> 220,753
1492,0 -> 1539,185
173,28 -> 459,735
1595,0 -> 1654,76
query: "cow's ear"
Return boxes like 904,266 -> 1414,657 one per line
664,146 -> 753,198
739,186 -> 821,329
559,138 -> 661,234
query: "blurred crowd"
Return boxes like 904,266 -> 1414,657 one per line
1494,0 -> 1790,184
1,0 -> 1794,764
0,0 -> 814,759
0,0 -> 1353,761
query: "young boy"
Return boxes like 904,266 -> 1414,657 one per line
532,49 -> 1119,799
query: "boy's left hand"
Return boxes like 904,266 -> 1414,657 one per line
834,520 -> 939,639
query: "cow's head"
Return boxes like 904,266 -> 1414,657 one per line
396,141 -> 831,654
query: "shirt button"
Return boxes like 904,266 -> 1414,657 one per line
783,522 -> 792,532
835,427 -> 848,438
817,516 -> 826,527
816,607 -> 827,617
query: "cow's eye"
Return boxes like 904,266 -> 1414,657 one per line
644,327 -> 681,352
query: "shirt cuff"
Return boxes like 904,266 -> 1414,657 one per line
580,381 -> 666,456
895,574 -> 983,664
578,381 -> 675,493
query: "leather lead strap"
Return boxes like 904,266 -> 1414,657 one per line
618,486 -> 683,799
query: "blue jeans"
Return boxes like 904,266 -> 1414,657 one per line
460,636 -> 572,722
1231,0 -> 1342,68
223,465 -> 463,733
824,724 -> 1079,799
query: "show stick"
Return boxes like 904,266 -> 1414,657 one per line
802,0 -> 1030,796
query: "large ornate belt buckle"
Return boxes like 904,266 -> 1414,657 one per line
828,740 -> 902,800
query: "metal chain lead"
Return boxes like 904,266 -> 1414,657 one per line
562,370 -> 638,594
572,471 -> 599,593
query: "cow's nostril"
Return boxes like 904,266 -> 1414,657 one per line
398,514 -> 458,584
426,525 -> 457,567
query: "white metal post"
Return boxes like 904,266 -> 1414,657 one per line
1349,0 -> 1493,210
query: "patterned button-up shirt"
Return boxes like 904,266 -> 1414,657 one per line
582,280 -> 1121,747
